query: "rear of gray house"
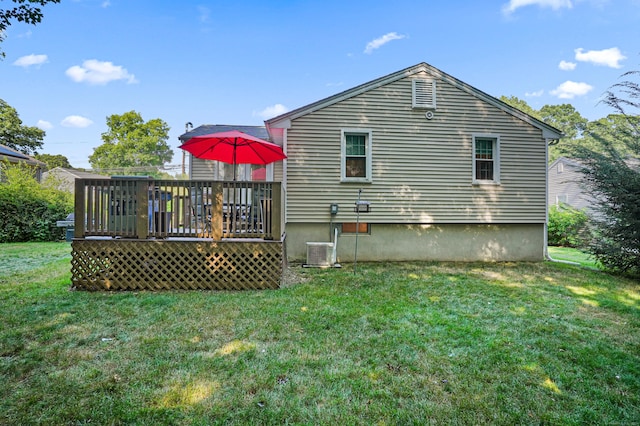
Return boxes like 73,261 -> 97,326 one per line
188,62 -> 562,262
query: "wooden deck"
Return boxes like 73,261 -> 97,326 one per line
71,178 -> 284,291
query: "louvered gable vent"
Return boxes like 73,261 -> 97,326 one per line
412,78 -> 436,109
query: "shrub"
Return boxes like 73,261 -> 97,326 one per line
548,204 -> 591,248
0,162 -> 73,242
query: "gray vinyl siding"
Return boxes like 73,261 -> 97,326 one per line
191,157 -> 217,180
548,158 -> 593,211
190,158 -> 283,181
285,71 -> 547,224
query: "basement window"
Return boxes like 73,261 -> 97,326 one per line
341,222 -> 370,234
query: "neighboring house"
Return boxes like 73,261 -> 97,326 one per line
0,143 -> 46,182
184,62 -> 562,262
42,167 -> 109,194
548,157 -> 594,212
548,156 -> 639,216
180,124 -> 275,181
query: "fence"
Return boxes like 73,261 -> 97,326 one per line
73,178 -> 282,240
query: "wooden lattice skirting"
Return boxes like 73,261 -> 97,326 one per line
70,239 -> 283,291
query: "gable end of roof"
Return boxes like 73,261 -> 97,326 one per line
265,62 -> 562,139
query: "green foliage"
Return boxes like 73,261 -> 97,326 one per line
89,110 -> 173,174
499,97 -> 590,163
34,153 -> 72,169
499,95 -> 542,120
567,66 -> 640,275
539,104 -> 588,141
0,162 -> 72,242
548,204 -> 590,248
586,114 -> 640,157
0,98 -> 45,155
571,143 -> 640,275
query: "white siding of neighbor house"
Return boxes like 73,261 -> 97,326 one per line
283,70 -> 547,225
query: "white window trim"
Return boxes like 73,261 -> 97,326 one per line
472,134 -> 500,185
341,128 -> 373,183
556,194 -> 568,205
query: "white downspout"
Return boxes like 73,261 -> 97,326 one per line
544,137 -> 550,260
282,128 -> 288,227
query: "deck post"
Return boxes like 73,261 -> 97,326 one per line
271,182 -> 282,240
74,179 -> 85,238
136,180 -> 150,239
210,182 -> 223,240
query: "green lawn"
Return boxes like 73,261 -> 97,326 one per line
548,246 -> 600,269
1,242 -> 639,425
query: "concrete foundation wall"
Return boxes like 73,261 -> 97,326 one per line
286,223 -> 545,263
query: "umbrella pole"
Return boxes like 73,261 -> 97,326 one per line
233,138 -> 237,181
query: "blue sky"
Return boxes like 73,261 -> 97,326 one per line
2,0 -> 639,170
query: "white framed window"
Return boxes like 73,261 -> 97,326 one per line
557,162 -> 564,173
556,194 -> 568,205
472,134 -> 500,184
341,129 -> 372,183
412,79 -> 436,109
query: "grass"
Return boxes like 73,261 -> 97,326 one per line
548,246 -> 600,269
1,242 -> 639,425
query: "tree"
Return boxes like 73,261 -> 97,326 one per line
0,98 -> 45,155
34,153 -> 72,169
568,68 -> 640,275
89,111 -> 173,175
539,104 -> 589,162
583,114 -> 640,158
499,95 -> 542,120
539,104 -> 588,141
0,0 -> 61,59
499,97 -> 588,162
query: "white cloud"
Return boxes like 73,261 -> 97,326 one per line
13,54 -> 48,67
254,104 -> 289,119
65,59 -> 138,85
503,0 -> 572,14
61,115 -> 93,128
550,81 -> 593,99
36,120 -> 53,130
101,1 -> 111,7
525,90 -> 544,97
574,47 -> 626,68
558,60 -> 576,71
364,32 -> 406,54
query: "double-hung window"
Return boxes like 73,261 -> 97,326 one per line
341,129 -> 372,182
472,134 -> 500,184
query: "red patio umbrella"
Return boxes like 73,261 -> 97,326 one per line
179,130 -> 286,180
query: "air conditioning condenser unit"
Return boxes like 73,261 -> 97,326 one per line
305,242 -> 334,268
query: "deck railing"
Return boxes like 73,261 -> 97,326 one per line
73,178 -> 282,240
